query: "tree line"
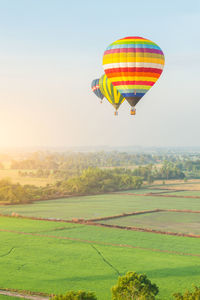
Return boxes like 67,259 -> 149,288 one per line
7,151 -> 200,184
132,161 -> 185,183
176,159 -> 200,179
10,151 -> 180,171
0,160 -> 189,204
17,161 -> 186,184
60,168 -> 143,194
0,168 -> 143,204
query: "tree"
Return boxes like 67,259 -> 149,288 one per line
111,272 -> 159,300
147,174 -> 154,184
51,290 -> 97,300
173,286 -> 200,299
63,167 -> 143,195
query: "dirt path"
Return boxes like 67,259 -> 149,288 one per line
1,228 -> 200,258
0,289 -> 48,299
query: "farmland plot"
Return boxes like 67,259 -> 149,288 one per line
1,193 -> 200,221
1,216 -> 200,300
97,211 -> 200,235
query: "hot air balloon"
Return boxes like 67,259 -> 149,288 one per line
99,74 -> 125,115
102,36 -> 165,115
91,78 -> 104,103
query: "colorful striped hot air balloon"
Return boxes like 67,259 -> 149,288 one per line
91,78 -> 104,103
103,36 -> 165,115
99,74 -> 125,115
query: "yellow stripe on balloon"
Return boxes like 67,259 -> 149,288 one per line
111,77 -> 158,82
104,53 -> 164,59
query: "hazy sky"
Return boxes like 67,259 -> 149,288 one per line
0,0 -> 200,148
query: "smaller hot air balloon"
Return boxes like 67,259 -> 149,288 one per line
91,79 -> 104,103
99,74 -> 125,115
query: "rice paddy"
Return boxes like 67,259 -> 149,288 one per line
1,181 -> 200,299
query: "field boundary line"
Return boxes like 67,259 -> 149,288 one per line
1,210 -> 200,239
147,189 -> 186,194
88,209 -> 162,221
88,221 -> 200,239
0,228 -> 200,258
113,192 -> 200,199
88,209 -> 200,222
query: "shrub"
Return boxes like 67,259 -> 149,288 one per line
173,286 -> 200,299
51,290 -> 97,300
111,271 -> 159,300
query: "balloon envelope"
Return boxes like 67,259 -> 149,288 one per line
99,74 -> 125,110
103,36 -> 165,107
91,79 -> 104,100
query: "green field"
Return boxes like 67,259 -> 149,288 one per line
1,216 -> 200,254
1,185 -> 200,299
1,216 -> 200,300
1,192 -> 200,221
98,211 -> 200,235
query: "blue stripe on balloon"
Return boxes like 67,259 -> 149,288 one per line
107,44 -> 161,50
120,93 -> 146,97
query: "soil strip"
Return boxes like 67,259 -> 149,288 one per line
114,192 -> 200,199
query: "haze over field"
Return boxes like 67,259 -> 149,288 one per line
0,0 -> 200,148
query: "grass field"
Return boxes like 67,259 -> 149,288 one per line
1,192 -> 200,220
98,211 -> 200,235
1,182 -> 200,299
0,169 -> 56,187
1,216 -> 200,300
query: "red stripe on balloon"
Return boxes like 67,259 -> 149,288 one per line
105,67 -> 163,74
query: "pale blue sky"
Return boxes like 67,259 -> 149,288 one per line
0,0 -> 199,147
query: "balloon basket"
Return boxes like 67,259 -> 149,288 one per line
130,108 -> 136,116
114,111 -> 118,116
